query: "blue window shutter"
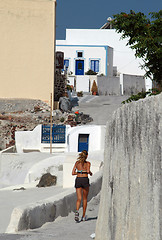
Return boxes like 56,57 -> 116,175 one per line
95,60 -> 99,72
64,60 -> 69,69
90,60 -> 99,72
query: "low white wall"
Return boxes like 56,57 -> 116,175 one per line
0,152 -> 54,188
76,75 -> 90,92
123,73 -> 146,95
40,143 -> 67,153
0,146 -> 15,154
6,170 -> 103,233
97,76 -> 120,95
67,76 -> 75,86
24,155 -> 65,187
15,125 -> 42,153
68,75 -> 99,93
15,125 -> 70,153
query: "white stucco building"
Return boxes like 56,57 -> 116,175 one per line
15,124 -> 106,154
56,28 -> 152,91
56,44 -> 113,77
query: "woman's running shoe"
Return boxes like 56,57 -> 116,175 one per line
75,211 -> 79,222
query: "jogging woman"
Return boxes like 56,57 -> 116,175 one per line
72,150 -> 93,222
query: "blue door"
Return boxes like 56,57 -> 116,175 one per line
78,134 -> 89,152
75,60 -> 84,75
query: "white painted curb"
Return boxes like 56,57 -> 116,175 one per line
6,169 -> 103,233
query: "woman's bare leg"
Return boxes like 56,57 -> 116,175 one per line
82,187 -> 89,217
76,187 -> 82,211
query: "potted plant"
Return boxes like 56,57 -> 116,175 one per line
85,69 -> 97,75
77,91 -> 83,97
91,80 -> 98,95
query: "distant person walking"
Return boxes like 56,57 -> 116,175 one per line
72,150 -> 93,222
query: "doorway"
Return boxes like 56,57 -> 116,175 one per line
75,60 -> 84,75
78,134 -> 89,152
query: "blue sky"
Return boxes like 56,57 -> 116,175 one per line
56,0 -> 161,40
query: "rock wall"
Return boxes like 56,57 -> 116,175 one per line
54,70 -> 66,101
95,93 -> 162,240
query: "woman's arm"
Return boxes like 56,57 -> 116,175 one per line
87,162 -> 93,176
72,162 -> 77,176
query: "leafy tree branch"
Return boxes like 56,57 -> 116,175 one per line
113,10 -> 162,87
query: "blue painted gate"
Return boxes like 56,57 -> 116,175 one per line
41,125 -> 66,143
78,134 -> 89,152
75,60 -> 84,75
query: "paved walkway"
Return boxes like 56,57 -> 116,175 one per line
0,193 -> 100,240
73,95 -> 127,125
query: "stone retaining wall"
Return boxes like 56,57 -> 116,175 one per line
95,93 -> 162,240
54,70 -> 66,101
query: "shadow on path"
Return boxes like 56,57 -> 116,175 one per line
86,216 -> 97,221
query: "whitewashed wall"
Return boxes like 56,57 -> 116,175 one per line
15,125 -> 106,154
76,75 -> 90,92
15,125 -> 69,153
67,76 -> 75,87
67,125 -> 106,152
15,125 -> 42,153
68,75 -> 98,92
97,76 -> 120,95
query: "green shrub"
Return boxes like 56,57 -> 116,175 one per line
67,84 -> 73,92
77,91 -> 83,97
85,69 -> 97,75
122,88 -> 162,104
60,117 -> 65,122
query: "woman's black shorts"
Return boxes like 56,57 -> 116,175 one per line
75,177 -> 90,189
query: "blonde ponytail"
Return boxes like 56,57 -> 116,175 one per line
77,150 -> 88,166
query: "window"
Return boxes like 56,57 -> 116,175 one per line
41,125 -> 66,143
90,60 -> 99,72
77,51 -> 83,58
78,62 -> 83,69
78,52 -> 83,57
